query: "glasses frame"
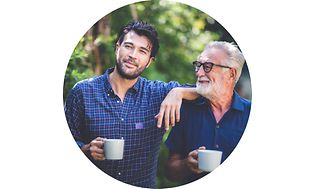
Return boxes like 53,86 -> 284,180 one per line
192,61 -> 231,73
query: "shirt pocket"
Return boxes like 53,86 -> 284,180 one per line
132,116 -> 162,145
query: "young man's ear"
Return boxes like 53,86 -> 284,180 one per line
115,43 -> 120,54
146,57 -> 155,68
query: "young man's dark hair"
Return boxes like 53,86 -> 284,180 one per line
115,20 -> 160,58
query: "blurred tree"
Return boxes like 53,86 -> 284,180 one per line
63,0 -> 251,188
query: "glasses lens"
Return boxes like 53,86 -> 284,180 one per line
193,61 -> 200,72
193,61 -> 214,73
203,62 -> 213,72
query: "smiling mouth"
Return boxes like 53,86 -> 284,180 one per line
124,60 -> 137,68
198,80 -> 210,84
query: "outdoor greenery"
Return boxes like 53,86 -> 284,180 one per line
63,0 -> 251,188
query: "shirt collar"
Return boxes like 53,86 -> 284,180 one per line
103,67 -> 140,94
231,91 -> 245,111
193,90 -> 245,112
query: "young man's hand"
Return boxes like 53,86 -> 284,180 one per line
155,88 -> 183,130
156,87 -> 199,130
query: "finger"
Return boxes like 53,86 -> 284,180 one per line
191,150 -> 199,159
91,152 -> 105,160
187,156 -> 199,171
191,167 -> 203,174
198,146 -> 206,150
175,104 -> 180,123
156,106 -> 165,128
187,156 -> 203,174
164,106 -> 170,130
91,139 -> 104,148
90,146 -> 104,154
170,105 -> 176,127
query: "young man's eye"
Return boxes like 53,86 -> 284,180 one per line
140,50 -> 147,55
124,44 -> 132,48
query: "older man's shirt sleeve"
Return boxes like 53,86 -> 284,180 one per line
64,84 -> 86,149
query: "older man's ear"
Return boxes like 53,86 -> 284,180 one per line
230,68 -> 237,80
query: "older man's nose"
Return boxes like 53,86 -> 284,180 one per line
196,66 -> 206,77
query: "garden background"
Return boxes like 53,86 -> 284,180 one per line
63,0 -> 251,188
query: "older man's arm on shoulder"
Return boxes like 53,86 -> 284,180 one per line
156,87 -> 199,130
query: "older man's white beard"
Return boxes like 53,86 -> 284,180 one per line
196,80 -> 225,100
196,81 -> 213,98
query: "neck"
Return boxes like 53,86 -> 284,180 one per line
108,68 -> 138,102
207,90 -> 233,123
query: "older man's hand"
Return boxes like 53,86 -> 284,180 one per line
186,146 -> 206,174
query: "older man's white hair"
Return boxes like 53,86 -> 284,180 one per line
205,41 -> 245,85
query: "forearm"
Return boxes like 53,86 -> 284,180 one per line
174,87 -> 199,101
166,158 -> 193,182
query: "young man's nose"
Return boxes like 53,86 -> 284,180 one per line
129,49 -> 139,60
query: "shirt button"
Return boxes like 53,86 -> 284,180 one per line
215,144 -> 219,149
121,118 -> 124,121
117,100 -> 120,103
216,125 -> 220,128
107,93 -> 110,96
118,172 -> 121,176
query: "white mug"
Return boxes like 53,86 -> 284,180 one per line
198,150 -> 222,172
103,139 -> 124,160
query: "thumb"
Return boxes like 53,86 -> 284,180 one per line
198,146 -> 206,150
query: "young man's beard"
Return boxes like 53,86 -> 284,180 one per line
116,60 -> 147,80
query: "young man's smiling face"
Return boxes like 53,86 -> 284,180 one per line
115,30 -> 154,80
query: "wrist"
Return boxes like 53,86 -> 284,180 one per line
81,143 -> 91,155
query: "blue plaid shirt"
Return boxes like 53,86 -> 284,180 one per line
65,68 -> 180,188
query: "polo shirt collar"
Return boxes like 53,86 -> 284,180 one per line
194,91 -> 245,112
231,91 -> 245,111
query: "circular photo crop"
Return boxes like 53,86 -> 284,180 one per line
63,0 -> 251,188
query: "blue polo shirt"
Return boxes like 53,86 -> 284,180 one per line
65,68 -> 180,188
165,92 -> 251,177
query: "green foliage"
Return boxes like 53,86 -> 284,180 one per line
64,0 -> 251,188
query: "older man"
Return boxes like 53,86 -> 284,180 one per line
165,41 -> 251,183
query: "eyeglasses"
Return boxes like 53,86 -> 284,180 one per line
192,61 -> 231,73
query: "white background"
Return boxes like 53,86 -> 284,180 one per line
1,0 -> 314,188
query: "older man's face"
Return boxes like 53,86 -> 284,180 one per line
195,48 -> 232,98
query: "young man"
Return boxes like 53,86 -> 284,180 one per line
165,41 -> 251,183
65,20 -> 197,188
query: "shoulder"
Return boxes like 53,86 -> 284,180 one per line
72,75 -> 104,91
181,97 -> 208,115
233,92 -> 251,111
239,96 -> 251,109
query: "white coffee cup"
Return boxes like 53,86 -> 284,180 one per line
198,150 -> 222,172
103,139 -> 124,160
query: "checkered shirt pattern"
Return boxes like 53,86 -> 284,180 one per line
65,68 -> 180,188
